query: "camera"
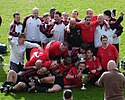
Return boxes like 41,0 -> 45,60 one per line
121,60 -> 125,69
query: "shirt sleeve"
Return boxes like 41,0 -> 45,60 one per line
25,41 -> 39,49
91,20 -> 98,27
97,72 -> 106,86
8,40 -> 15,46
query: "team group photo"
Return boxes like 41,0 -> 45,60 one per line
0,0 -> 125,100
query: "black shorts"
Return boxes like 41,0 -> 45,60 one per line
54,76 -> 64,89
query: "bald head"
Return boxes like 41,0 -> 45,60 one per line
98,14 -> 104,24
32,7 -> 39,18
70,18 -> 76,28
107,60 -> 117,71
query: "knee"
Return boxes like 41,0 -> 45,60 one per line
18,82 -> 26,88
8,70 -> 16,75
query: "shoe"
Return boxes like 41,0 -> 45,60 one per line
28,86 -> 37,93
0,86 -> 4,93
81,84 -> 86,90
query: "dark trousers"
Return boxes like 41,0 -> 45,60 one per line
26,41 -> 41,61
10,61 -> 24,73
113,43 -> 119,52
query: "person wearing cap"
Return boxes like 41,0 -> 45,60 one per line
96,60 -> 125,100
63,89 -> 73,100
103,10 -> 124,52
97,35 -> 119,71
85,48 -> 102,85
8,34 -> 42,73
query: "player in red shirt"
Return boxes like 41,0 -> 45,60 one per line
25,47 -> 48,67
32,61 -> 85,92
76,16 -> 98,48
97,35 -> 119,71
86,8 -> 97,22
85,48 -> 102,84
44,41 -> 68,60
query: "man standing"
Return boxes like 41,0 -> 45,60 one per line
96,60 -> 125,100
9,12 -> 23,40
103,10 -> 124,52
51,11 -> 65,42
8,34 -> 42,73
97,35 -> 119,71
22,7 -> 43,60
76,16 -> 98,48
65,18 -> 81,55
72,10 -> 81,22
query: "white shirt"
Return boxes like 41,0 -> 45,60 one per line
50,23 -> 65,42
26,17 -> 42,42
94,25 -> 116,48
9,40 -> 39,64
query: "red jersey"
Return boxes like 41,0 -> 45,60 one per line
25,48 -> 48,67
97,44 -> 119,70
63,67 -> 82,86
76,21 -> 98,43
44,41 -> 68,59
42,60 -> 58,71
85,57 -> 101,79
59,64 -> 73,74
91,16 -> 97,22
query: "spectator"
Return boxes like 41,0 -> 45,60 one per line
63,89 -> 73,100
72,10 -> 81,22
8,34 -> 42,73
97,35 -> 119,71
9,12 -> 23,40
96,60 -> 125,100
22,7 -> 43,60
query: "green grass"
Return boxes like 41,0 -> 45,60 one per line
0,0 -> 125,100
